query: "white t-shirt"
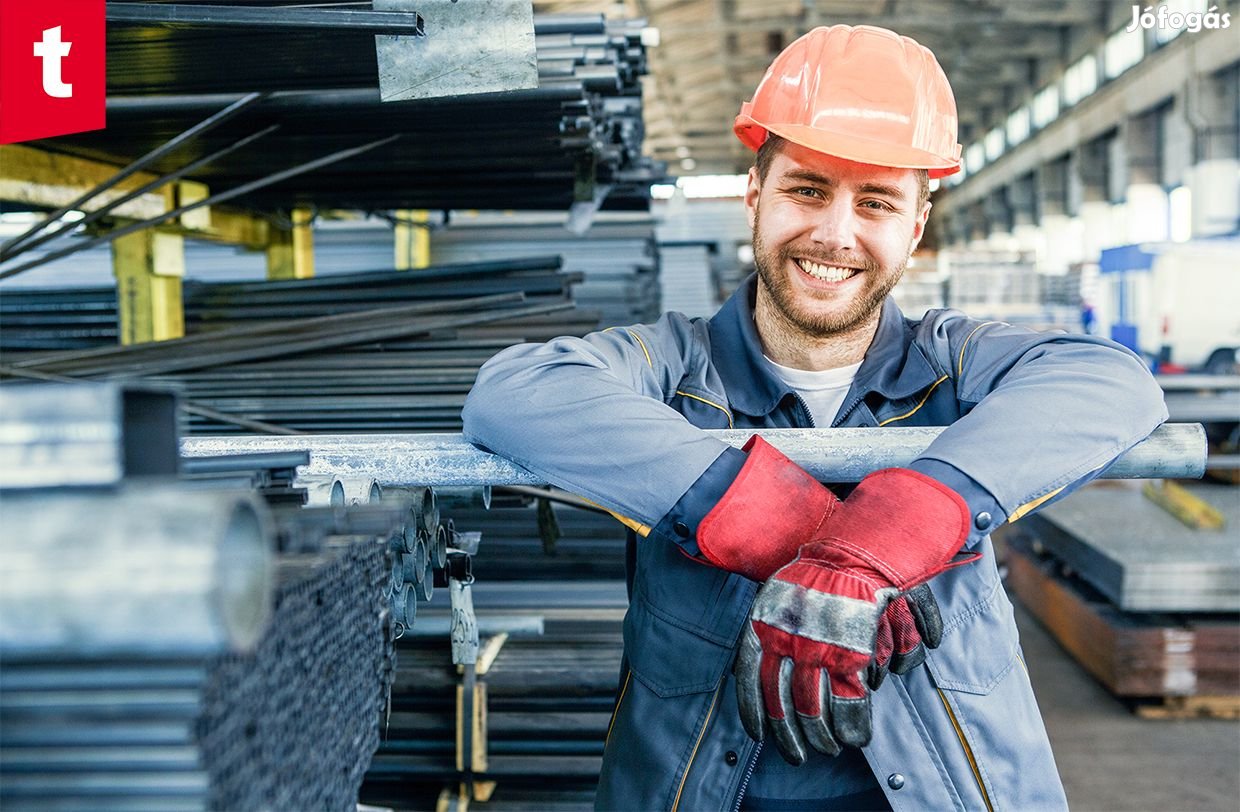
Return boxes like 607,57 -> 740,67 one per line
763,355 -> 862,427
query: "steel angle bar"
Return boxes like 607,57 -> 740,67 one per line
106,3 -> 427,34
182,424 -> 1207,486
0,92 -> 267,261
374,0 -> 536,102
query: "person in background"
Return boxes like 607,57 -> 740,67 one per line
464,24 -> 1166,812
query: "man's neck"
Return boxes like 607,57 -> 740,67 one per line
754,289 -> 881,372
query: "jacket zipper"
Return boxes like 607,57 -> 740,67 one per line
604,670 -> 632,748
731,739 -> 762,812
936,688 -> 995,812
831,391 -> 867,428
670,683 -> 722,812
791,393 -> 817,428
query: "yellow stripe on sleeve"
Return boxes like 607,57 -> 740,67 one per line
1008,486 -> 1065,522
674,390 -> 734,428
958,321 -> 999,377
878,375 -> 949,426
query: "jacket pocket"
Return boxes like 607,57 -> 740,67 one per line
924,577 -> 1018,694
625,590 -> 737,698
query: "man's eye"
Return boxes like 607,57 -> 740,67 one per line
861,200 -> 894,211
794,187 -> 820,198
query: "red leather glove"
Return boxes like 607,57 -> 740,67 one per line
696,436 -> 943,687
697,436 -> 975,764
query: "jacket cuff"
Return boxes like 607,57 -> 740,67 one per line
650,446 -> 747,556
906,458 -> 1004,549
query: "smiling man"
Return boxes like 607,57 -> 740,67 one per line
463,24 -> 1166,812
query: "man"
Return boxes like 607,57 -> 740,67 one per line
463,24 -> 1166,812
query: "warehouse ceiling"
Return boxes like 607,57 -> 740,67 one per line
535,0 -> 1131,174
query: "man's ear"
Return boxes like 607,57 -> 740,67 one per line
744,167 -> 760,230
909,200 -> 932,254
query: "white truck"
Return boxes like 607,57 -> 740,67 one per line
1096,239 -> 1240,373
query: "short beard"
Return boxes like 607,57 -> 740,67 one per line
752,208 -> 905,339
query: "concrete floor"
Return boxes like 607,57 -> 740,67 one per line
1014,601 -> 1240,811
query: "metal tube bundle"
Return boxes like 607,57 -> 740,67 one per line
0,429 -> 449,811
29,14 -> 662,215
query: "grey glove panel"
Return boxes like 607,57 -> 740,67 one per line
735,623 -> 767,743
905,583 -> 943,649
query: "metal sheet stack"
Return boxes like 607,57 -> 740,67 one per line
1002,481 -> 1240,701
1016,484 -> 1239,613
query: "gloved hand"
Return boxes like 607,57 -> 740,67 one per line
697,436 -> 975,764
867,584 -> 943,690
696,438 -> 947,680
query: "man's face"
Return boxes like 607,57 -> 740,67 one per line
745,140 -> 931,339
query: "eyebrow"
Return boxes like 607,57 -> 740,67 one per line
780,169 -> 908,201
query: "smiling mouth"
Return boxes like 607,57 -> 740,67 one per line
794,258 -> 860,283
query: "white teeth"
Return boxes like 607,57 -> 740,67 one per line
797,259 -> 858,282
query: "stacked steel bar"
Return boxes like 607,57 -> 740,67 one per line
429,214 -> 662,325
356,487 -> 629,808
456,500 -> 629,583
0,256 -> 578,352
2,260 -> 591,433
34,10 -> 663,213
360,622 -> 622,811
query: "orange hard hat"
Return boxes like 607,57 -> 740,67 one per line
735,25 -> 962,178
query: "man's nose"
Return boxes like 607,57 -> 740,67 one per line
808,199 -> 858,251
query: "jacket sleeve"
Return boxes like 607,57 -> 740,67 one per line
461,312 -> 741,536
911,313 -> 1168,543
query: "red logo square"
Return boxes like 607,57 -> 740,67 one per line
1,0 -> 106,144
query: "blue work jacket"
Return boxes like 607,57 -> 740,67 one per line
462,275 -> 1167,811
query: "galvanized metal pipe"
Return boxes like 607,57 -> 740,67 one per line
182,423 -> 1207,485
0,487 -> 274,656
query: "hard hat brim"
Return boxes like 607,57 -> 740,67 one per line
735,116 -> 961,179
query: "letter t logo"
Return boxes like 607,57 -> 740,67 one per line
33,26 -> 74,98
0,1 -> 105,143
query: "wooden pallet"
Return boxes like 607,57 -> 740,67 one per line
1132,694 -> 1240,720
1003,533 -> 1240,701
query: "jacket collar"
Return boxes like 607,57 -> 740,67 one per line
708,274 -> 941,418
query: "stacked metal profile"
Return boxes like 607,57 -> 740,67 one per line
361,626 -> 622,811
37,8 -> 662,214
1,260 -> 595,434
358,492 -> 628,810
428,215 -> 662,325
658,243 -> 718,319
0,256 -> 581,352
0,384 -> 428,811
